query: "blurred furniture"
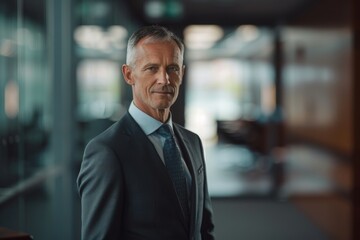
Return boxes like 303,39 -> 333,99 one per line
217,119 -> 269,154
0,227 -> 33,240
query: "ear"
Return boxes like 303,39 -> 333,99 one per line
122,64 -> 134,85
180,65 -> 186,84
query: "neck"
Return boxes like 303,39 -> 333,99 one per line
152,109 -> 170,123
133,101 -> 170,123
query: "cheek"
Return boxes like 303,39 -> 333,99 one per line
139,82 -> 153,97
133,83 -> 146,98
174,79 -> 182,89
171,73 -> 182,84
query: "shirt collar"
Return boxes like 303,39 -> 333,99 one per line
129,102 -> 173,135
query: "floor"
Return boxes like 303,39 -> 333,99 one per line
205,143 -> 352,240
212,198 -> 328,240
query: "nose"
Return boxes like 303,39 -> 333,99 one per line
157,69 -> 170,85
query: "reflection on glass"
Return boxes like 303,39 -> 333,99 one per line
77,59 -> 121,121
185,25 -> 275,147
0,1 -> 50,192
185,59 -> 244,144
4,80 -> 19,118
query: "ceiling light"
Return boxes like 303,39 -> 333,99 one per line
144,0 -> 166,18
236,25 -> 259,42
74,25 -> 103,48
184,25 -> 224,50
108,25 -> 128,42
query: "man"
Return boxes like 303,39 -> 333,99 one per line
77,25 -> 215,240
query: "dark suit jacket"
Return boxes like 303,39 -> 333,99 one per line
77,112 -> 215,240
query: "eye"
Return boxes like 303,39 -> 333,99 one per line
147,66 -> 157,71
167,66 -> 180,73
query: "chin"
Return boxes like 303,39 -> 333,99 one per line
153,97 -> 175,108
153,101 -> 173,110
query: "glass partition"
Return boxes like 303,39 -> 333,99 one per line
0,0 -> 49,198
0,1 -> 53,238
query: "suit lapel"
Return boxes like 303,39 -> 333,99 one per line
123,113 -> 189,230
173,125 -> 200,237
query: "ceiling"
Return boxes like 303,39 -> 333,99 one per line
0,0 -> 319,28
126,0 -> 316,26
2,0 -> 317,28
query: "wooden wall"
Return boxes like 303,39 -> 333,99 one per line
282,0 -> 353,155
282,27 -> 352,154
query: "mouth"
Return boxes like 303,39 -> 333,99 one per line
153,91 -> 173,95
151,87 -> 175,95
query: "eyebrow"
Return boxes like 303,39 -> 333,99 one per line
142,63 -> 181,69
167,64 -> 180,69
142,63 -> 159,69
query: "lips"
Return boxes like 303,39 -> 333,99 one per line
154,91 -> 173,94
152,87 -> 175,94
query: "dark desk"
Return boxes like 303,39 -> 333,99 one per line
0,227 -> 33,240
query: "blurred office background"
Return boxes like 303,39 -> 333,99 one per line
0,0 -> 359,239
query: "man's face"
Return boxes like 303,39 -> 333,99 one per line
122,37 -> 184,119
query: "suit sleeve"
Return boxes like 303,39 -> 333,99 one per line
198,137 -> 216,240
201,168 -> 215,240
77,139 -> 124,240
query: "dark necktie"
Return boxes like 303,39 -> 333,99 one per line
157,124 -> 189,220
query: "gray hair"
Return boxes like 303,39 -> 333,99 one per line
126,25 -> 185,66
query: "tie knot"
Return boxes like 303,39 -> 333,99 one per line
156,124 -> 173,139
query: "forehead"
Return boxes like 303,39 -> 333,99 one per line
134,37 -> 183,63
138,36 -> 182,51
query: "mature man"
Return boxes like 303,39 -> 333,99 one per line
77,25 -> 215,240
